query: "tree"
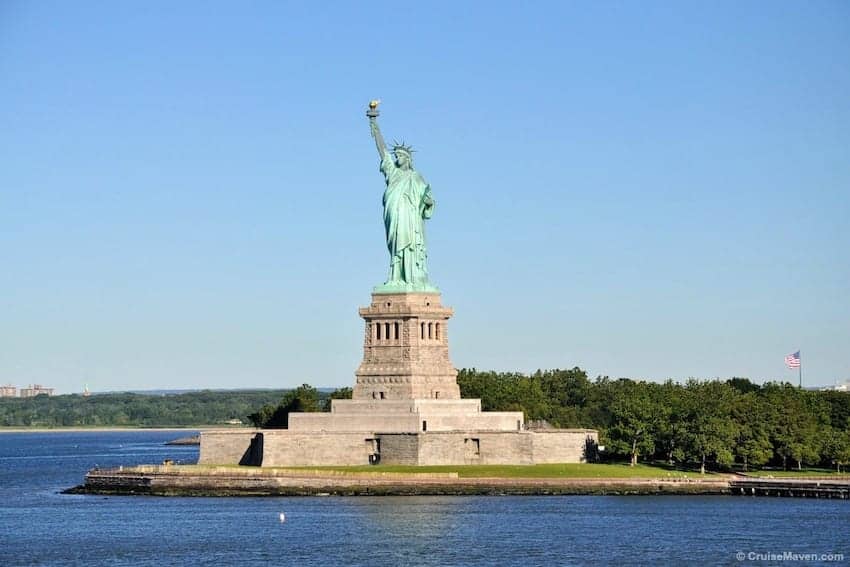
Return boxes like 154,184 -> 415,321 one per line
584,376 -> 615,433
653,380 -> 687,466
457,369 -> 551,421
511,376 -> 552,422
247,384 -> 322,428
764,384 -> 824,470
533,368 -> 593,428
726,377 -> 761,394
821,391 -> 850,431
732,393 -> 773,471
247,403 -> 275,428
323,387 -> 353,411
822,427 -> 850,473
681,380 -> 738,474
606,380 -> 658,466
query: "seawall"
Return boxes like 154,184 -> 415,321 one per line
66,465 -> 732,497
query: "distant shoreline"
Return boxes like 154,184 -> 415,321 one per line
0,426 -> 220,433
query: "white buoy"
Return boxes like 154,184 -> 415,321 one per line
279,512 -> 286,523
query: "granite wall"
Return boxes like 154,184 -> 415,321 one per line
199,428 -> 598,467
262,431 -> 373,466
198,430 -> 262,466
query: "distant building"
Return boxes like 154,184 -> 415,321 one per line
0,384 -> 17,397
820,381 -> 850,392
20,384 -> 55,397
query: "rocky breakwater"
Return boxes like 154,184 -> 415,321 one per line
65,465 -> 731,497
165,434 -> 201,446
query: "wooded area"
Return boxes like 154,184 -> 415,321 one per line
456,368 -> 850,472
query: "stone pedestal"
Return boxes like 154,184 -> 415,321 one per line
353,292 -> 460,401
199,291 -> 598,467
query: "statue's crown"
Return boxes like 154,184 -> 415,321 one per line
392,140 -> 414,157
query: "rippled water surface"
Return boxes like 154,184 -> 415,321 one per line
1,431 -> 848,566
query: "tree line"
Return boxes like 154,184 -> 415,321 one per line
0,390 -> 293,428
457,368 -> 850,473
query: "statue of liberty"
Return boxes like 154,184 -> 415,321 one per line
367,101 -> 438,292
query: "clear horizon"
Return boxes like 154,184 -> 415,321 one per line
2,2 -> 848,394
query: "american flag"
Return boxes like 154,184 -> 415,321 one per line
785,351 -> 801,369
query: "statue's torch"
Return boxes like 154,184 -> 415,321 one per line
366,99 -> 380,119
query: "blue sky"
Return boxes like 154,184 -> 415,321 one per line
1,2 -> 848,393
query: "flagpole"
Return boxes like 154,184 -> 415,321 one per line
799,351 -> 802,389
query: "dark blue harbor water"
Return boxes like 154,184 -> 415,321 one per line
1,431 -> 848,566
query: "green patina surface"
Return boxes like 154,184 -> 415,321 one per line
368,101 -> 439,293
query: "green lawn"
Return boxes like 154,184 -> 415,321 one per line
285,463 -> 704,479
746,468 -> 850,478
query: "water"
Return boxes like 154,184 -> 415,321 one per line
1,431 -> 848,566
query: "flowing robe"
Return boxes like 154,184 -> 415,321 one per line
380,153 -> 434,285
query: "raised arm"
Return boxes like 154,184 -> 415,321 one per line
369,117 -> 388,160
367,101 -> 387,160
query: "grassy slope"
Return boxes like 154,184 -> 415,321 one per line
745,468 -> 850,478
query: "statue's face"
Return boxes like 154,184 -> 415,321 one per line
396,153 -> 410,169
